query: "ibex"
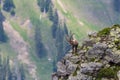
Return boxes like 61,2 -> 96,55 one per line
66,33 -> 79,53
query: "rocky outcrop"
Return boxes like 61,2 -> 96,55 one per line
52,25 -> 120,80
80,62 -> 103,74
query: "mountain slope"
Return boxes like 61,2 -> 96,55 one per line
53,25 -> 120,80
53,0 -> 120,40
0,0 -> 120,80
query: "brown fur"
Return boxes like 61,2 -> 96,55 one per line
66,35 -> 79,53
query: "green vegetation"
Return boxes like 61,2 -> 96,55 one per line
37,0 -> 52,13
3,0 -> 15,15
10,8 -> 15,16
0,43 -> 17,58
97,67 -> 115,79
48,3 -> 54,21
0,55 -> 26,80
72,70 -> 77,76
97,27 -> 111,36
53,0 -> 101,41
10,21 -> 28,41
75,61 -> 81,64
111,24 -> 120,29
114,40 -> 120,50
72,67 -> 80,76
0,11 -> 7,42
117,46 -> 120,50
34,25 -> 47,58
3,0 -> 120,80
90,58 -> 96,62
97,66 -> 120,80
114,40 -> 120,45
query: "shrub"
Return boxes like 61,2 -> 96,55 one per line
97,27 -> 111,36
111,24 -> 120,29
114,40 -> 120,50
114,40 -> 120,45
97,67 -> 115,79
117,46 -> 120,50
72,67 -> 80,76
97,66 -> 120,79
10,9 -> 15,16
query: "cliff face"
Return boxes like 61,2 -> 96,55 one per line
53,25 -> 120,80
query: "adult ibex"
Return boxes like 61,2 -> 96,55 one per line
66,33 -> 79,53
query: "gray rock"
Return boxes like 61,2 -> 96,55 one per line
105,49 -> 120,64
93,43 -> 108,50
66,63 -> 77,74
88,31 -> 97,38
117,70 -> 120,80
57,61 -> 67,74
69,56 -> 80,64
68,73 -> 92,80
87,43 -> 107,59
52,73 -> 59,80
65,60 -> 71,66
82,38 -> 95,47
64,53 -> 73,60
80,62 -> 103,74
52,75 -> 58,80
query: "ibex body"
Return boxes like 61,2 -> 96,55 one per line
66,34 -> 79,53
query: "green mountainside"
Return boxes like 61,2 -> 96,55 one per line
0,0 -> 120,80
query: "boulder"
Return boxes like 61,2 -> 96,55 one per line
52,75 -> 59,80
105,49 -> 120,64
66,63 -> 77,74
87,43 -> 107,59
68,56 -> 80,64
82,38 -> 95,47
80,62 -> 103,74
57,61 -> 67,74
64,53 -> 73,60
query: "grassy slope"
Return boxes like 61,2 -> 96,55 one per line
53,0 -> 100,41
8,0 -> 56,80
2,0 -> 115,80
53,0 -> 119,42
2,0 -> 101,79
0,43 -> 17,59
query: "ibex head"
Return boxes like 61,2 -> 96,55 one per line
66,32 -> 79,53
66,33 -> 74,43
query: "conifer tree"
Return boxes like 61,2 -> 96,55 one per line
0,11 -> 7,42
51,10 -> 59,38
37,0 -> 45,12
35,26 -> 47,58
20,65 -> 26,80
3,0 -> 15,12
48,3 -> 54,21
45,0 -> 51,13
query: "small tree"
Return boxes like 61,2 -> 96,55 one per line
45,0 -> 51,13
53,10 -> 59,25
48,3 -> 54,21
3,0 -> 15,12
51,10 -> 59,38
35,26 -> 47,58
10,8 -> 15,16
37,0 -> 45,12
0,11 -> 7,42
19,65 -> 26,80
